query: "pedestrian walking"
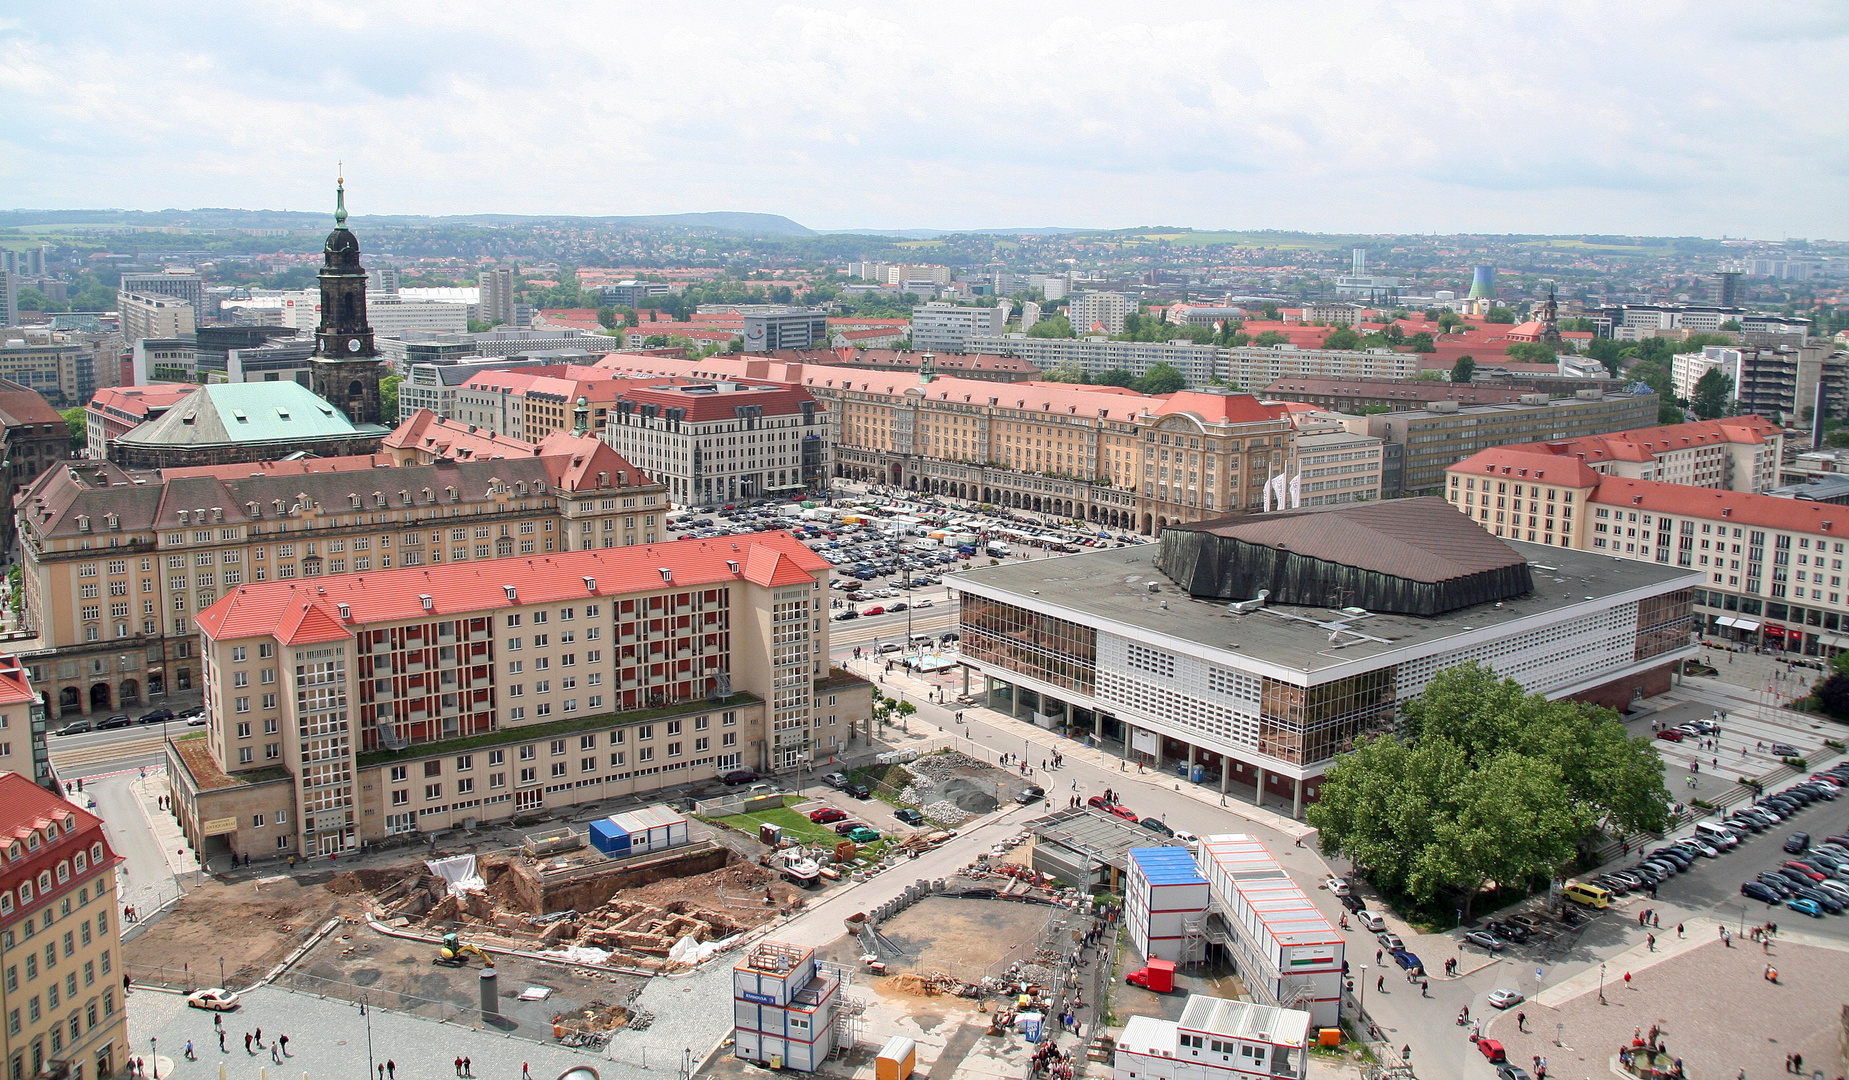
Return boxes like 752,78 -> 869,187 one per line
1516,1011 -> 1526,1033
244,1034 -> 252,1055
378,1066 -> 385,1080
457,1059 -> 465,1077
1647,934 -> 1655,951
254,1028 -> 262,1047
279,1035 -> 288,1056
464,1058 -> 471,1077
271,1044 -> 280,1065
523,1064 -> 532,1080
184,1042 -> 194,1062
388,1061 -> 397,1080
217,1032 -> 225,1054
1376,974 -> 1384,992
1678,923 -> 1685,938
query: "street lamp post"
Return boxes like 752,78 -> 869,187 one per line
1357,964 -> 1367,1021
149,1036 -> 157,1080
1598,962 -> 1607,1005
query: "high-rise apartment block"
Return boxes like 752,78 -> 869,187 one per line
479,268 -> 516,327
117,293 -> 196,342
117,271 -> 204,313
597,378 -> 832,506
1068,291 -> 1136,335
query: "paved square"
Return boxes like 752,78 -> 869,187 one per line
1484,933 -> 1849,1080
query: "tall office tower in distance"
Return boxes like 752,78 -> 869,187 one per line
1352,248 -> 1366,276
0,271 -> 16,329
1716,271 -> 1742,308
309,176 -> 385,426
480,266 -> 516,326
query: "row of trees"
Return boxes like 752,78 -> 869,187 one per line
1309,663 -> 1672,921
1040,360 -> 1190,395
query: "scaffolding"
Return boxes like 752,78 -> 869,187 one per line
831,996 -> 867,1058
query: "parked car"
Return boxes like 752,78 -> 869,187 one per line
1486,920 -> 1530,943
832,820 -> 866,835
96,715 -> 132,730
721,770 -> 759,786
1786,832 -> 1812,853
1324,876 -> 1351,897
136,709 -> 174,724
186,988 -> 240,1011
1086,795 -> 1112,811
1772,743 -> 1801,758
1783,861 -> 1826,882
1742,881 -> 1785,904
845,827 -> 881,844
821,772 -> 850,790
846,783 -> 871,800
1462,930 -> 1506,952
894,808 -> 926,826
1486,988 -> 1525,1010
1376,931 -> 1404,952
1787,897 -> 1825,918
809,808 -> 848,824
1391,949 -> 1423,972
1140,818 -> 1175,838
860,606 -> 885,617
1654,729 -> 1685,742
54,721 -> 93,737
1355,910 -> 1386,933
1109,804 -> 1139,823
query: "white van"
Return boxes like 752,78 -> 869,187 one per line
1694,821 -> 1741,848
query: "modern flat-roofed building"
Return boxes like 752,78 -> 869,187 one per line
908,303 -> 1007,354
1293,428 -> 1382,505
0,339 -> 94,408
118,270 -> 204,312
1220,346 -> 1421,393
1263,375 -> 1538,413
743,310 -> 829,354
600,378 -> 832,506
118,293 -> 195,342
0,773 -> 127,1080
1362,389 -> 1659,496
1069,292 -> 1136,336
732,940 -> 842,1072
953,499 -> 1699,819
167,532 -> 870,861
970,335 -> 1229,386
1194,834 -> 1343,1026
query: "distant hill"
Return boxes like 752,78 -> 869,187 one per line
619,212 -> 814,236
0,208 -> 817,237
822,226 -> 1089,239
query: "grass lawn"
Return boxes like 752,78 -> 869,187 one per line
729,804 -> 839,845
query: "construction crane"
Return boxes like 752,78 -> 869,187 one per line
433,932 -> 491,967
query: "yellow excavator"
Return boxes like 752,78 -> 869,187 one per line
433,932 -> 491,967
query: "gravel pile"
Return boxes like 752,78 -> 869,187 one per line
909,752 -> 982,783
921,800 -> 973,825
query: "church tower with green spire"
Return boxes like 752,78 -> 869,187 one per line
310,173 -> 385,426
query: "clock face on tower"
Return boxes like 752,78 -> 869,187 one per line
347,338 -> 362,353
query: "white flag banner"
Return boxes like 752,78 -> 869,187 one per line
1271,473 -> 1288,510
1289,471 -> 1301,509
1262,472 -> 1273,513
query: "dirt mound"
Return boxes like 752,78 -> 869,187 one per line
326,867 -> 417,896
938,777 -> 999,813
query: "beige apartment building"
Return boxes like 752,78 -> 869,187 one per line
117,293 -> 195,343
167,534 -> 870,861
0,774 -> 127,1080
14,433 -> 662,719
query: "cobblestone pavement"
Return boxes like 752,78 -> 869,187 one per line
1483,927 -> 1849,1080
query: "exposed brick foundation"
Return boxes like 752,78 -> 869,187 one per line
1565,662 -> 1675,712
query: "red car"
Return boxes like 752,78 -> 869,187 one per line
861,606 -> 885,616
1654,729 -> 1685,742
1086,795 -> 1112,811
1475,1038 -> 1506,1063
809,808 -> 848,824
1783,861 -> 1826,881
834,820 -> 867,835
1110,804 -> 1139,823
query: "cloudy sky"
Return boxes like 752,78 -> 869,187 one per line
3,2 -> 1845,237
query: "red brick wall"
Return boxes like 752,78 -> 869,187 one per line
1565,662 -> 1674,712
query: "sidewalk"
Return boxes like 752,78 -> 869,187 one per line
846,653 -> 1316,839
130,766 -> 202,878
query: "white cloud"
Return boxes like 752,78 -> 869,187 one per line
2,1 -> 1845,236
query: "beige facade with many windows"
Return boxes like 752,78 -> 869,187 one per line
166,534 -> 870,861
0,775 -> 126,1080
13,432 -> 660,720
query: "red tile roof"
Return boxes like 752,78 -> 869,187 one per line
1150,392 -> 1290,424
196,531 -> 828,641
384,410 -> 540,460
1449,446 -> 1606,488
1587,478 -> 1849,537
0,656 -> 35,707
1541,416 -> 1779,462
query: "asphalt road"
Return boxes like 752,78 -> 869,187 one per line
48,720 -> 197,775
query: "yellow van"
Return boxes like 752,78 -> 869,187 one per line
1562,881 -> 1611,909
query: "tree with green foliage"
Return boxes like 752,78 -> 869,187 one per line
1437,311 -> 1464,333
643,333 -> 671,348
1042,360 -> 1090,384
1136,363 -> 1187,395
1424,308 -> 1443,320
1505,341 -> 1559,364
1095,370 -> 1139,388
1259,302 -> 1280,320
1587,338 -> 1629,377
60,407 -> 86,453
1718,319 -> 1741,332
1673,333 -> 1735,354
1690,368 -> 1735,420
1416,370 -> 1448,381
379,375 -> 402,425
1322,326 -> 1361,351
1406,332 -> 1436,353
1027,314 -> 1076,339
596,306 -> 618,330
1252,330 -> 1289,348
1309,662 -> 1670,918
1450,356 -> 1475,384
1485,306 -> 1517,324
